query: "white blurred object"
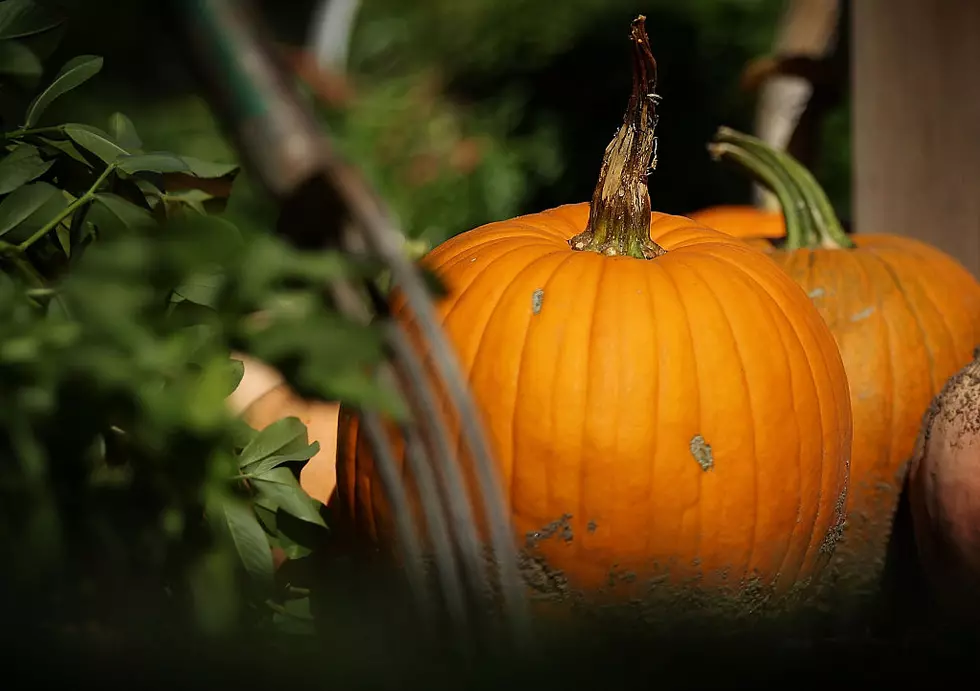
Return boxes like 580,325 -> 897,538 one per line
308,0 -> 361,71
753,0 -> 842,210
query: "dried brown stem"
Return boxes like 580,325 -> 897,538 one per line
569,16 -> 665,260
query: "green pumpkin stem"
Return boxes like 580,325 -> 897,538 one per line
706,141 -> 816,251
569,16 -> 666,260
709,127 -> 854,250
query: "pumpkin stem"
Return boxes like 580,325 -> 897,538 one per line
706,141 -> 816,251
568,16 -> 666,260
708,127 -> 854,250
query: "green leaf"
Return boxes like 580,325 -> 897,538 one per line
24,55 -> 103,127
63,123 -> 127,164
117,152 -> 190,175
166,189 -> 213,215
0,39 -> 41,81
173,269 -> 224,308
56,222 -> 70,256
0,144 -> 53,195
135,178 -> 164,205
238,416 -> 311,470
226,358 -> 246,396
208,494 -> 275,587
107,112 -> 142,151
38,136 -> 91,166
0,180 -> 57,238
90,192 -> 154,233
252,468 -> 326,528
254,503 -> 278,535
0,0 -> 63,40
179,155 -> 240,179
2,183 -> 68,245
242,441 -> 320,478
231,418 -> 259,450
274,510 -> 326,554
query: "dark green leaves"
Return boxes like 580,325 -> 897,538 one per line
23,54 -> 102,127
208,493 -> 275,587
107,111 -> 142,150
38,135 -> 89,165
0,144 -> 53,194
172,269 -> 223,309
0,179 -> 58,237
178,155 -> 239,179
0,0 -> 63,40
239,416 -> 321,478
89,192 -> 154,234
239,417 -> 313,468
117,152 -> 190,175
252,468 -> 326,529
63,123 -> 126,164
0,39 -> 42,81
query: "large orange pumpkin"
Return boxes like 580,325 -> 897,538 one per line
688,204 -> 785,251
332,19 -> 851,607
708,128 -> 980,592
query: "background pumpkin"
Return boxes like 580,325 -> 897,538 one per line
687,204 -> 786,251
333,19 -> 852,608
708,128 -> 980,597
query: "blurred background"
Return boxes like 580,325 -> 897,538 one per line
42,0 -> 851,250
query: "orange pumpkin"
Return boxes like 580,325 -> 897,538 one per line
709,128 -> 980,591
688,204 -> 786,250
333,19 -> 851,606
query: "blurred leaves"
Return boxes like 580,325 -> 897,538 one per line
0,0 -> 62,40
0,0 -> 399,645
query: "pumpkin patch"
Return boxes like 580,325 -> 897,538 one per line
332,19 -> 852,610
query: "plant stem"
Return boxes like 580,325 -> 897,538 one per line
16,163 -> 116,253
710,127 -> 854,250
707,142 -> 814,251
568,16 -> 665,259
5,126 -> 64,140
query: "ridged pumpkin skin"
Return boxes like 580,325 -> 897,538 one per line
334,202 -> 852,600
688,204 -> 786,251
763,236 -> 980,577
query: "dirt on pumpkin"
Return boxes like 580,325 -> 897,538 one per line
445,512 -> 851,642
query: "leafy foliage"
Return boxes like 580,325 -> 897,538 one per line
0,0 -> 397,643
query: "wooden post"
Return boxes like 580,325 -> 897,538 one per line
852,0 -> 980,277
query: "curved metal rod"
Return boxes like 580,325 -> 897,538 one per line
335,180 -> 530,641
385,322 -> 492,607
358,410 -> 432,617
327,254 -> 483,640
400,422 -> 471,638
